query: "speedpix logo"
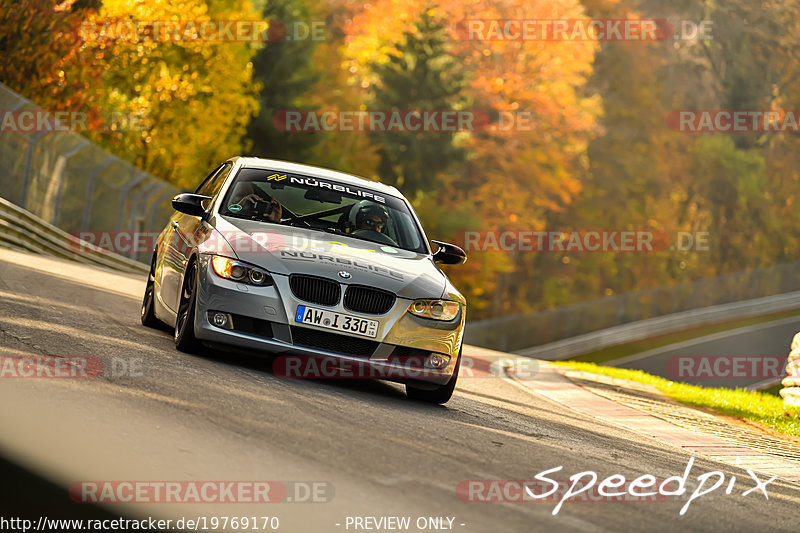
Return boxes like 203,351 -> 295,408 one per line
458,457 -> 774,516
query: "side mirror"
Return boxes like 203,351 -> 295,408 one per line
172,193 -> 211,217
431,240 -> 467,265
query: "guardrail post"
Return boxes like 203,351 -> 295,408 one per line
7,98 -> 27,112
115,170 -> 148,232
20,130 -> 48,208
690,281 -> 699,309
80,156 -> 116,231
615,294 -> 625,326
124,181 -> 167,261
129,182 -> 165,234
146,187 -> 178,234
51,138 -> 90,225
0,101 -> 31,204
794,260 -> 800,291
651,287 -> 662,317
781,263 -> 792,293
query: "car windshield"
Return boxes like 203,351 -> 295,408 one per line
219,167 -> 427,253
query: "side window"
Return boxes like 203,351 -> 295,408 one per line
195,163 -> 233,210
195,163 -> 232,197
204,163 -> 233,200
195,164 -> 224,195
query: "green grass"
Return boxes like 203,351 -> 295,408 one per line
553,361 -> 800,437
570,308 -> 800,365
760,383 -> 784,397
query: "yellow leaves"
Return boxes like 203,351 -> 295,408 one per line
425,7 -> 446,19
54,0 -> 78,12
70,0 -> 261,184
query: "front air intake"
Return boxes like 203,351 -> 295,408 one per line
343,285 -> 396,315
289,275 -> 341,306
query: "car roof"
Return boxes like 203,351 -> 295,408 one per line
230,157 -> 403,198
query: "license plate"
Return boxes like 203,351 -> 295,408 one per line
295,305 -> 379,338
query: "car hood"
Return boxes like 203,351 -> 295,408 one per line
207,216 -> 447,299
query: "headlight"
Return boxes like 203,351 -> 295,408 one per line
407,299 -> 460,321
211,256 -> 273,286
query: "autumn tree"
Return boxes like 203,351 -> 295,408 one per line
341,0 -> 600,317
0,0 -> 103,112
81,0 -> 260,187
367,11 -> 467,197
246,0 -> 321,163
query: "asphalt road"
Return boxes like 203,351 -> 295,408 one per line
1,248 -> 800,532
610,317 -> 800,389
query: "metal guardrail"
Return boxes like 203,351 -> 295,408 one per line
516,291 -> 800,361
0,82 -> 179,265
0,196 -> 148,275
4,81 -> 800,355
466,260 -> 800,353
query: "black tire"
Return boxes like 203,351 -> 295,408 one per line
141,254 -> 164,328
174,260 -> 202,353
406,347 -> 461,404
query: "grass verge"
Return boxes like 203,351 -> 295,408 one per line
570,307 -> 800,365
553,361 -> 800,437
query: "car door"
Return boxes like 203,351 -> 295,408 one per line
160,162 -> 233,312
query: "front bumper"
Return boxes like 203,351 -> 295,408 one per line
192,255 -> 464,386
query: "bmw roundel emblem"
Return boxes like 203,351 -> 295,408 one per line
338,271 -> 352,279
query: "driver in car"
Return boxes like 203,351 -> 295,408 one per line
349,201 -> 397,246
354,203 -> 389,233
237,183 -> 282,223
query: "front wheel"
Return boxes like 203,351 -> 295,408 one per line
141,254 -> 164,329
174,261 -> 202,354
406,347 -> 461,404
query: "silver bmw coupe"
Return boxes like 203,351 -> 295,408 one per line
141,157 -> 467,403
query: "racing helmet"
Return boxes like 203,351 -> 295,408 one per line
350,200 -> 389,232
